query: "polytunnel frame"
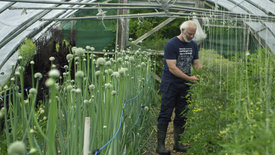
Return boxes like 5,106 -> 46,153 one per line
0,0 -> 274,87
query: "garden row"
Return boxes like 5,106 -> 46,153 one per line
0,42 -> 157,155
183,49 -> 274,154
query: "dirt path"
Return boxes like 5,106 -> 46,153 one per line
145,113 -> 185,155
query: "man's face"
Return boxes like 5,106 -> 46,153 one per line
182,27 -> 196,43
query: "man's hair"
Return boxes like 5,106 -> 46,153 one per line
180,20 -> 197,32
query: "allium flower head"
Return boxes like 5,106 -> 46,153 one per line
66,54 -> 73,61
8,141 -> 26,155
118,67 -> 128,76
45,78 -> 55,87
104,83 -> 113,89
106,61 -> 111,66
96,57 -> 106,67
95,71 -> 101,76
111,90 -> 117,96
29,88 -> 37,95
48,69 -> 60,79
75,71 -> 84,78
34,72 -> 42,79
129,56 -> 134,62
111,72 -> 120,78
89,84 -> 95,90
49,57 -> 55,62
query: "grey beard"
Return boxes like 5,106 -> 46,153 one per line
182,33 -> 191,43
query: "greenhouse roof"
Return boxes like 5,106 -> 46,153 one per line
0,0 -> 274,86
206,0 -> 275,54
0,0 -> 96,86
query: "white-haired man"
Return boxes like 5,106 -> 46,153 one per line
156,20 -> 203,155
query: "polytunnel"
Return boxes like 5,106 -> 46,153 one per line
0,1 -> 274,155
0,0 -> 274,86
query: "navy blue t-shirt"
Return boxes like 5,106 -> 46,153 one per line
161,36 -> 199,84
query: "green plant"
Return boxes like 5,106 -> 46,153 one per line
18,38 -> 36,67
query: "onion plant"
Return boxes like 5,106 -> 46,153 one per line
0,46 -> 157,155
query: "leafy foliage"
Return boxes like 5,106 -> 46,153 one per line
183,49 -> 275,154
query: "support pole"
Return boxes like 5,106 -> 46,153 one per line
116,0 -> 128,51
83,117 -> 91,155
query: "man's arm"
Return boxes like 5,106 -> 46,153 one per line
193,59 -> 203,71
166,59 -> 199,82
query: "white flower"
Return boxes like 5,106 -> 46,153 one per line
67,85 -> 73,91
86,46 -> 91,50
30,61 -> 35,65
108,69 -> 113,74
129,56 -> 134,62
29,88 -> 37,95
106,61 -> 111,66
75,88 -> 82,94
8,141 -> 26,155
117,57 -> 122,62
95,71 -> 101,76
89,84 -> 95,90
29,148 -> 37,154
75,47 -> 86,56
75,71 -> 84,78
144,106 -> 149,111
64,65 -> 68,70
45,78 -> 55,87
96,57 -> 106,66
49,57 -> 55,62
111,90 -> 117,96
34,72 -> 42,79
66,54 -> 73,61
111,72 -> 120,78
48,69 -> 60,79
104,83 -> 113,89
118,67 -> 128,76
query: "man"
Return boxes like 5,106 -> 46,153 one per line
156,20 -> 203,155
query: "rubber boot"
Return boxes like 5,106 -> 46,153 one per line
156,124 -> 171,155
173,125 -> 188,152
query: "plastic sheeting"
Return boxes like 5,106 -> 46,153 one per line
0,0 -> 95,87
206,0 -> 275,54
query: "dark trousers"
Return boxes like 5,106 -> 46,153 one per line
158,81 -> 190,127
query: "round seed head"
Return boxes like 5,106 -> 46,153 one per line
89,84 -> 95,90
29,88 -> 37,95
111,72 -> 120,78
8,141 -> 26,155
111,90 -> 117,96
34,72 -> 42,79
29,148 -> 37,154
106,61 -> 111,66
75,88 -> 81,94
45,78 -> 55,87
96,57 -> 106,67
48,69 -> 60,79
66,54 -> 73,61
129,56 -> 134,62
95,71 -> 101,76
75,71 -> 84,78
49,57 -> 55,62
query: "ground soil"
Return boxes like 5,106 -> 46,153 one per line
145,113 -> 186,155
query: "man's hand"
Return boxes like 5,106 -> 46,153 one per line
189,76 -> 200,82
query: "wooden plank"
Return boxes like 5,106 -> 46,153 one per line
132,17 -> 176,45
